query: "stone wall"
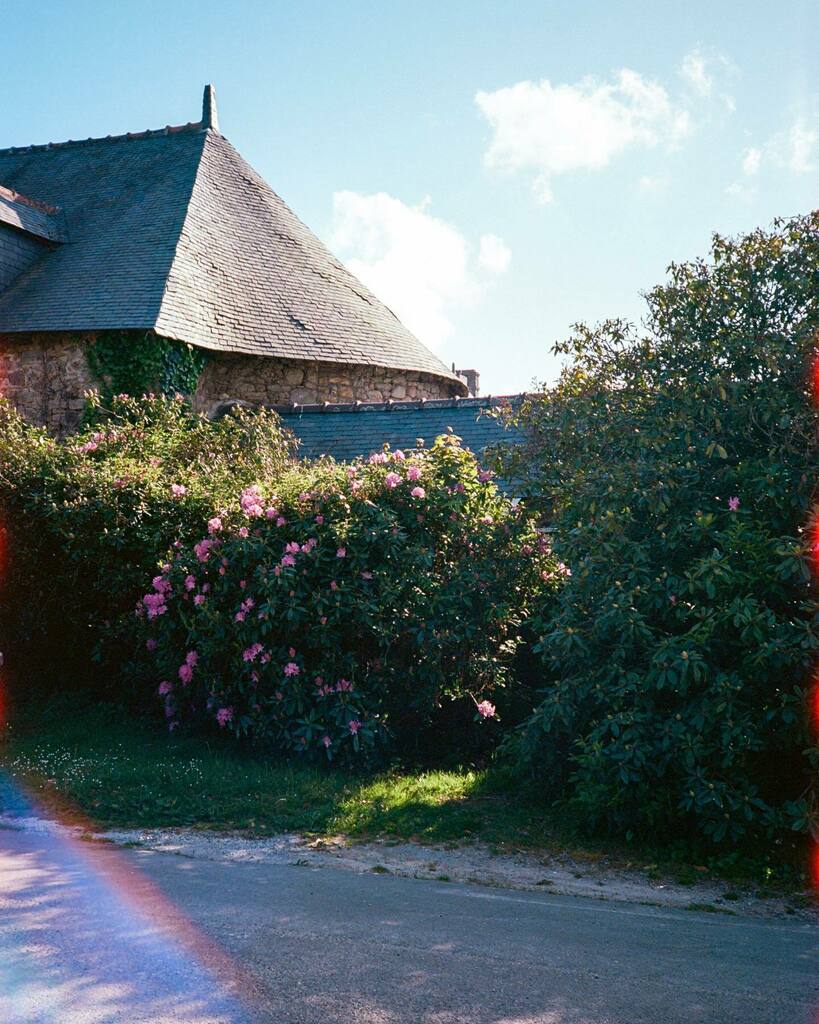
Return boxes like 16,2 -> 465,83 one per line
193,352 -> 465,414
0,333 -> 465,434
0,333 -> 95,434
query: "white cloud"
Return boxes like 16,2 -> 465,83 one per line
741,146 -> 762,175
680,50 -> 712,97
783,118 -> 817,173
637,174 -> 669,194
478,233 -> 512,274
329,191 -> 509,349
476,67 -> 693,202
727,115 -> 818,198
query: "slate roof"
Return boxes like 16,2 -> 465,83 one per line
0,185 -> 66,242
274,396 -> 524,466
0,88 -> 459,385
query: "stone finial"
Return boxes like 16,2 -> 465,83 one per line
202,84 -> 219,131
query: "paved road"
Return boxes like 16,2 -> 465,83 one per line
0,822 -> 817,1024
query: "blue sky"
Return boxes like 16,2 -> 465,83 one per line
2,1 -> 818,394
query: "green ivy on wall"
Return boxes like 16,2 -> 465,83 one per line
87,331 -> 209,401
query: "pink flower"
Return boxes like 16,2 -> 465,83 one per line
152,575 -> 171,594
238,526 -> 249,538
320,616 -> 327,625
348,719 -> 361,735
240,485 -> 264,518
284,662 -> 300,677
315,514 -> 324,525
384,472 -> 402,489
407,465 -> 422,481
158,681 -> 172,696
194,593 -> 206,606
185,651 -> 199,667
336,547 -> 346,558
285,541 -> 300,554
216,707 -> 234,727
728,496 -> 740,512
478,469 -> 494,483
322,735 -> 332,748
146,638 -> 158,652
171,483 -> 187,497
361,571 -> 373,580
184,574 -> 196,591
281,554 -> 296,567
235,610 -> 246,622
476,700 -> 496,719
289,647 -> 296,658
410,486 -> 426,499
243,642 -> 264,662
207,517 -> 222,534
265,507 -> 277,519
178,663 -> 193,685
276,516 -> 286,528
392,450 -> 405,461
369,451 -> 388,465
336,678 -> 353,692
194,538 -> 213,562
330,580 -> 338,591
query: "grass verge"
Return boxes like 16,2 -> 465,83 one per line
0,699 -> 810,895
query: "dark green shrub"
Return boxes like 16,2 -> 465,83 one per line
501,213 -> 819,845
0,394 -> 295,693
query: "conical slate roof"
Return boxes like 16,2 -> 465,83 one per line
0,91 -> 459,384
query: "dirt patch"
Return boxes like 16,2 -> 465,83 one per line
96,826 -> 816,920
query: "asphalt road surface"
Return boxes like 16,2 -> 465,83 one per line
0,821 -> 817,1024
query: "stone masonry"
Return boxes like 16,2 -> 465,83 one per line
0,333 -> 96,435
193,351 -> 463,414
0,334 -> 463,435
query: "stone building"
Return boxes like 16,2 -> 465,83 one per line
0,86 -> 470,434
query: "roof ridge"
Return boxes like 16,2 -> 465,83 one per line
274,395 -> 523,415
0,120 -> 209,158
0,183 -> 61,215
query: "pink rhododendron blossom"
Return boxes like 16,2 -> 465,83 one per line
194,539 -> 213,562
185,651 -> 199,668
142,592 -> 167,619
240,485 -> 264,518
320,616 -> 327,625
361,571 -> 373,580
476,700 -> 496,719
273,565 -> 282,576
184,574 -> 196,591
243,643 -> 264,662
348,719 -> 361,735
202,583 -> 210,593
392,450 -> 405,461
194,594 -> 206,606
146,638 -> 158,652
406,465 -> 421,481
728,496 -> 740,511
238,526 -> 249,538
315,514 -> 324,525
369,451 -> 388,464
235,610 -> 246,622
322,735 -> 332,748
289,647 -> 297,658
384,472 -> 402,489
281,554 -> 296,567
284,662 -> 300,677
216,707 -> 234,727
178,663 -> 193,685
171,483 -> 187,497
265,507 -> 277,519
158,681 -> 172,696
207,517 -> 223,534
285,541 -> 300,554
276,516 -> 286,528
410,486 -> 426,498
330,580 -> 338,591
152,575 -> 171,594
336,678 -> 353,692
336,546 -> 346,558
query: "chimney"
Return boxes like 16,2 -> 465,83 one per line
202,84 -> 219,131
455,368 -> 480,396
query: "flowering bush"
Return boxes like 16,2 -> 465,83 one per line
0,393 -> 295,693
133,434 -> 551,761
500,213 -> 819,847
